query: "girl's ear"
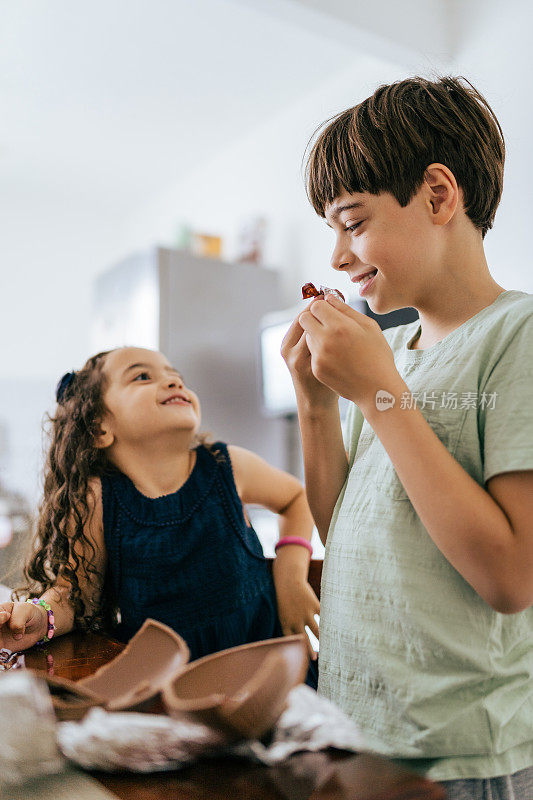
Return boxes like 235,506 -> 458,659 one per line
94,420 -> 114,449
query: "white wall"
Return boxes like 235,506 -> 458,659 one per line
119,54 -> 413,310
449,0 -> 533,293
0,379 -> 54,502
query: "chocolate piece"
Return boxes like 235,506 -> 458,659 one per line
301,283 -> 345,302
162,634 -> 308,741
301,282 -> 322,299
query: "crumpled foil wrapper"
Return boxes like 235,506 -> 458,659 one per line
58,685 -> 367,772
0,647 -> 25,670
319,285 -> 345,302
0,671 -> 65,785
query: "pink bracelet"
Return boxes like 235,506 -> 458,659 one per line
274,536 -> 313,556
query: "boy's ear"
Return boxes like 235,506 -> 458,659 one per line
94,420 -> 114,449
423,163 -> 459,226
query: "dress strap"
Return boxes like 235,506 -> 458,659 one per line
211,442 -> 266,562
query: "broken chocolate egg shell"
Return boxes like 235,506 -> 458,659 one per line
162,634 -> 308,741
78,618 -> 190,712
28,672 -> 106,721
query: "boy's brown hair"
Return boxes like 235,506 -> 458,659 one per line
305,76 -> 505,238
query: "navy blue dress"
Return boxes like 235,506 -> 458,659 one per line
101,441 -> 317,688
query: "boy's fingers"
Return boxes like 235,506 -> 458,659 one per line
324,292 -> 373,324
292,327 -> 310,354
281,315 -> 306,351
298,310 -> 324,335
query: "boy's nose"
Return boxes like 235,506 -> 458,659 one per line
330,240 -> 353,272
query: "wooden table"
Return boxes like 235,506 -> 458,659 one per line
25,632 -> 446,800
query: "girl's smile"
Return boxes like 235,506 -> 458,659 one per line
161,392 -> 193,406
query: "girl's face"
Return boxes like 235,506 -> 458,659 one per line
98,347 -> 201,447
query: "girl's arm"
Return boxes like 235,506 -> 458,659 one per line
0,478 -> 107,650
228,445 -> 319,655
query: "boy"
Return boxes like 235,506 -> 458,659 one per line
282,77 -> 533,799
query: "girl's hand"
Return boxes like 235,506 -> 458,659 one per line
274,578 -> 320,660
298,293 -> 399,411
0,601 -> 48,652
281,300 -> 339,409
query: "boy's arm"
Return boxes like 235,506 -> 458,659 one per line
361,378 -> 533,613
281,308 -> 349,544
228,445 -> 320,653
294,393 -> 349,544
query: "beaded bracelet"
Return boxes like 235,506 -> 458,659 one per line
274,536 -> 313,556
25,598 -> 55,645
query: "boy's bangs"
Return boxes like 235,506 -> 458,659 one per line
305,110 -> 376,218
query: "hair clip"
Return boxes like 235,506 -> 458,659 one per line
55,371 -> 76,404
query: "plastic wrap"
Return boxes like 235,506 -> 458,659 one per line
58,685 -> 367,772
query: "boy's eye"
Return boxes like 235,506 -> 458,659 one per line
345,221 -> 363,233
133,372 -> 150,381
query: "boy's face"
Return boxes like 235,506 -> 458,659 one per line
324,187 -> 439,314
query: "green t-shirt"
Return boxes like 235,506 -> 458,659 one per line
319,289 -> 533,781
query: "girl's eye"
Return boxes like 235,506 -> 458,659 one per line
133,372 -> 150,381
345,221 -> 363,233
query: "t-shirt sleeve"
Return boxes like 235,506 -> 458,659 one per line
480,312 -> 533,483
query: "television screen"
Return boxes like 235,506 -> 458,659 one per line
259,315 -> 297,417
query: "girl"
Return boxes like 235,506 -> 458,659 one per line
0,347 -> 319,682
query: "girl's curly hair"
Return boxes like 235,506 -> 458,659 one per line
14,351 -> 114,631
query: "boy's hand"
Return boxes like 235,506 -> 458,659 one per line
281,299 -> 339,408
0,601 -> 48,652
298,293 -> 399,410
274,578 -> 320,660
